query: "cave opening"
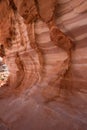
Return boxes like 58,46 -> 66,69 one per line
0,45 -> 10,87
0,56 -> 10,87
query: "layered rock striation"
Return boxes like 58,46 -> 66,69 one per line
0,0 -> 87,130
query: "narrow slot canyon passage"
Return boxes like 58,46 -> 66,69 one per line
0,0 -> 87,130
0,56 -> 9,87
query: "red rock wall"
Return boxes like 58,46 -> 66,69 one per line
0,0 -> 87,130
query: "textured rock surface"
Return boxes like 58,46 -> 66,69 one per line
0,0 -> 87,130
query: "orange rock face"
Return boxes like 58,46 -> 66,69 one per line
0,0 -> 87,130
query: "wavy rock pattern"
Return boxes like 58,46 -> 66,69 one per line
0,0 -> 87,130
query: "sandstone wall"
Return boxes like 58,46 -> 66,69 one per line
0,0 -> 87,130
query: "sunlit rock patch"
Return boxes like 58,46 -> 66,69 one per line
0,57 -> 9,87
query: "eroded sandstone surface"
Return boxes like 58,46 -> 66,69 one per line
0,0 -> 87,130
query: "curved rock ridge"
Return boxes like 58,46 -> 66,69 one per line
0,0 -> 87,130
